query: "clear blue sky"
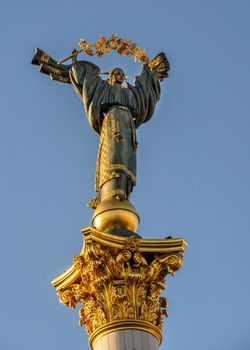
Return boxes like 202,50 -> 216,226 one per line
1,1 -> 250,349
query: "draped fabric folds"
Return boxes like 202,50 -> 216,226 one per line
69,60 -> 161,133
69,61 -> 161,206
31,49 -> 168,207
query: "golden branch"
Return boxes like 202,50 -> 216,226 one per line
78,34 -> 150,64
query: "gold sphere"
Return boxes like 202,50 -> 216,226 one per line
92,198 -> 140,232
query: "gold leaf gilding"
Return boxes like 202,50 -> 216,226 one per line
52,228 -> 187,345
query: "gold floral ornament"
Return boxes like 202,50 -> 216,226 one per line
52,227 -> 187,347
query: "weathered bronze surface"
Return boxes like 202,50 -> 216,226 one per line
32,41 -> 170,231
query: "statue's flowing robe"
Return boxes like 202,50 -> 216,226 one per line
69,60 -> 161,203
32,48 -> 169,206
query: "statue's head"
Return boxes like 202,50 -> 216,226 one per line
109,68 -> 126,85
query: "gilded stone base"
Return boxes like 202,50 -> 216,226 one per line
52,227 -> 187,348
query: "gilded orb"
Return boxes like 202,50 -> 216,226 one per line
92,198 -> 140,232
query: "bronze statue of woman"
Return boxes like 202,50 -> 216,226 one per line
32,47 -> 169,233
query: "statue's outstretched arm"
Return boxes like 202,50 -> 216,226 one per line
134,52 -> 170,86
31,48 -> 72,84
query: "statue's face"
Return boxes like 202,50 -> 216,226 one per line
111,68 -> 125,85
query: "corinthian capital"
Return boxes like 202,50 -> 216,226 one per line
52,227 -> 187,348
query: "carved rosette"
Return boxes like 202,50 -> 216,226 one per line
52,227 -> 187,347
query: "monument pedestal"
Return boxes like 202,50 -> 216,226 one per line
52,227 -> 187,349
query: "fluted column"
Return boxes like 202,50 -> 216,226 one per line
94,330 -> 159,350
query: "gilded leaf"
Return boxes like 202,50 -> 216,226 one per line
77,34 -> 150,64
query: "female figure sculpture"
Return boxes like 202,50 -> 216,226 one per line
32,47 -> 169,233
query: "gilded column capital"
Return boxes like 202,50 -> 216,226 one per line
52,227 -> 187,348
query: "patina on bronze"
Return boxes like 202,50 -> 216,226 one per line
32,43 -> 170,233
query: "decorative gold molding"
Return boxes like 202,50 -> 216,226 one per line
82,226 -> 187,253
52,227 -> 187,348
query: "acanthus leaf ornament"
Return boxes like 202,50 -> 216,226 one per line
52,227 -> 187,346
